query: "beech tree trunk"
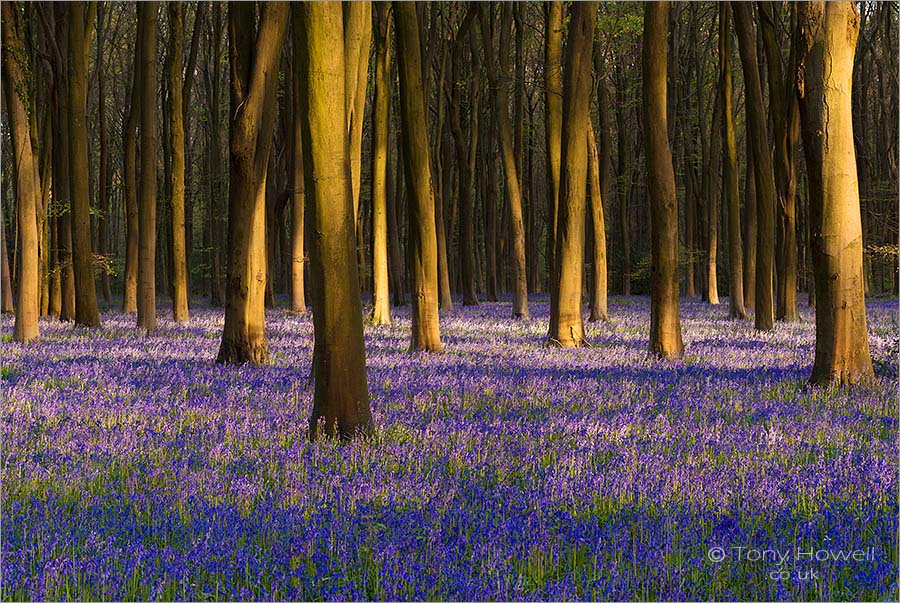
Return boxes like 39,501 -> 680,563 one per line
217,2 -> 287,365
96,5 -> 112,304
1,211 -> 12,313
720,3 -> 747,319
123,8 -> 140,314
137,2 -> 158,331
370,2 -> 392,324
168,3 -> 189,323
290,9 -> 307,316
548,1 -> 597,347
644,1 -> 684,359
544,1 -> 563,283
2,2 -> 40,341
588,126 -> 609,323
733,1 -> 777,331
743,139 -> 757,311
396,1 -> 443,352
296,1 -> 372,439
797,1 -> 874,386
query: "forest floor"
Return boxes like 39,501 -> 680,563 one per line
2,296 -> 898,601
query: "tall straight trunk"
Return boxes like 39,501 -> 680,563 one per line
296,2 -> 372,439
290,13 -> 307,316
97,5 -> 112,303
588,126 -> 608,323
123,7 -> 140,314
388,126 -> 406,307
797,1 -> 873,386
720,3 -> 747,319
684,155 -> 697,297
733,1 -> 777,331
1,212 -> 12,313
759,1 -> 799,322
52,10 -> 75,322
182,4 -> 206,298
48,209 -> 61,316
432,33 -> 453,312
705,88 -> 722,305
168,4 -> 189,322
544,1 -> 563,282
2,2 -> 39,341
483,112 -> 499,302
743,138 -> 757,310
477,3 -> 528,318
137,2 -> 158,331
614,64 -> 631,296
370,2 -> 392,324
217,1 -> 287,365
68,1 -> 101,327
395,1 -> 443,352
644,1 -> 684,359
549,1 -> 597,347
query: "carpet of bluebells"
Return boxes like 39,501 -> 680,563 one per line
2,296 -> 898,601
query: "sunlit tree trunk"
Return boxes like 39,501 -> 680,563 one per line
704,90 -> 722,306
477,3 -> 528,319
797,1 -> 874,386
123,7 -> 140,314
167,3 -> 189,323
743,139 -> 757,311
543,1 -> 563,283
289,8 -> 307,316
588,127 -> 608,323
370,2 -> 392,324
396,1 -> 443,351
644,0 -> 683,359
2,1 -> 39,341
1,213 -> 12,313
137,2 -> 158,331
720,3 -> 747,319
296,1 -> 373,439
549,1 -> 597,347
217,2 -> 287,364
68,1 -> 101,327
733,1 -> 777,331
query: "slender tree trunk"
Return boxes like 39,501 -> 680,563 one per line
97,5 -> 112,304
217,2 -> 287,364
733,1 -> 777,331
549,1 -> 597,347
167,3 -> 189,323
614,64 -> 632,296
137,2 -> 158,331
705,88 -> 722,305
588,126 -> 608,323
644,1 -> 684,359
1,210 -> 12,313
743,138 -> 757,310
296,2 -> 372,439
395,1 -> 443,351
720,3 -> 747,319
290,13 -> 307,316
123,7 -> 140,314
477,3 -> 528,318
483,112 -> 499,302
370,2 -> 392,324
2,2 -> 39,341
68,1 -> 101,327
544,1 -> 563,284
798,1 -> 873,386
388,125 -> 406,307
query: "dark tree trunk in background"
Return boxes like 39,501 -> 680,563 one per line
168,3 -> 189,323
137,2 -> 158,331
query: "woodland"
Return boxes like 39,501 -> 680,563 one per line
2,1 -> 898,601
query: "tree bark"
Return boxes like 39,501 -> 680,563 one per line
477,3 -> 528,318
548,1 -> 597,347
2,2 -> 40,341
1,209 -> 12,313
168,3 -> 189,323
296,1 -> 373,439
123,5 -> 140,314
644,1 -> 684,359
68,1 -> 101,327
720,3 -> 747,319
290,8 -> 307,316
217,1 -> 287,364
588,126 -> 609,323
733,1 -> 777,331
544,1 -> 563,284
797,1 -> 874,386
137,2 -> 158,331
743,138 -> 757,310
96,4 -> 112,304
370,2 -> 392,324
395,1 -> 443,352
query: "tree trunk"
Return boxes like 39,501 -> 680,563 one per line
2,2 -> 40,341
549,1 -> 597,347
370,2 -> 392,324
705,86 -> 722,306
797,1 -> 873,386
388,124 -> 406,307
733,1 -> 777,331
137,2 -> 158,331
720,3 -> 747,319
290,12 -> 307,316
68,1 -> 101,327
395,1 -> 443,352
588,126 -> 608,323
1,209 -> 12,313
477,3 -> 528,318
743,138 -> 757,310
296,1 -> 373,439
123,7 -> 140,314
97,4 -> 112,304
544,1 -> 563,284
644,1 -> 684,359
217,2 -> 287,364
166,3 -> 189,323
